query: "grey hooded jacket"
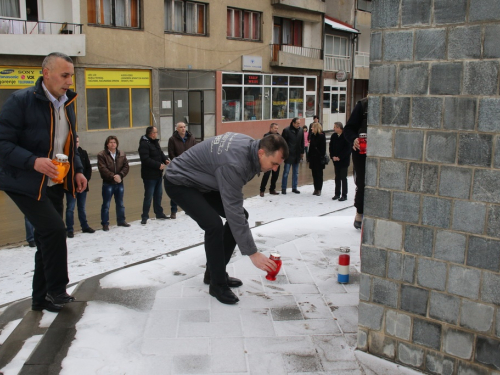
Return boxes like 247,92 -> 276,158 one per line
165,132 -> 261,256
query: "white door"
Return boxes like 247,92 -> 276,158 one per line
323,80 -> 347,130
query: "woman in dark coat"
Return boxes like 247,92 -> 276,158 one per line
308,122 -> 327,196
329,122 -> 351,201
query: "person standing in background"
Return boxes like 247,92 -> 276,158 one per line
281,118 -> 304,194
259,123 -> 281,197
65,136 -> 95,237
303,125 -> 309,162
167,122 -> 196,219
308,122 -> 326,196
139,126 -> 170,225
329,122 -> 351,202
97,135 -> 130,231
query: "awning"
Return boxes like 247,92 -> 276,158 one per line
325,17 -> 359,34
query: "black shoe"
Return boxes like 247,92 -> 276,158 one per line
339,196 -> 347,201
28,241 -> 36,248
282,189 -> 287,194
82,227 -> 95,234
118,222 -> 131,227
269,190 -> 280,195
332,195 -> 340,200
141,218 -> 147,225
209,284 -> 239,304
292,189 -> 300,194
170,212 -> 177,219
156,214 -> 169,220
103,224 -> 109,231
259,191 -> 264,197
67,231 -> 74,238
32,300 -> 63,313
46,292 -> 75,305
203,271 -> 243,288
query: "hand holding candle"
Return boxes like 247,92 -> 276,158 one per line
266,252 -> 282,281
51,154 -> 70,184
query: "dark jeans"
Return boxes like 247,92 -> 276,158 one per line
259,165 -> 280,192
7,185 -> 69,304
334,165 -> 348,197
101,182 -> 126,225
281,163 -> 299,190
65,191 -> 90,232
352,151 -> 366,214
142,178 -> 164,220
164,178 -> 247,285
25,216 -> 34,242
311,167 -> 324,191
171,200 -> 178,214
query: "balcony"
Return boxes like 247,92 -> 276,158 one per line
354,51 -> 370,79
324,55 -> 351,72
271,0 -> 325,14
270,44 -> 323,70
0,18 -> 85,56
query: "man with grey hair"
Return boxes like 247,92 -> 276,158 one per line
167,121 -> 196,219
0,52 -> 87,312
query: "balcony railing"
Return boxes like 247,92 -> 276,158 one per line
324,55 -> 351,72
355,51 -> 370,67
0,18 -> 83,35
270,44 -> 322,61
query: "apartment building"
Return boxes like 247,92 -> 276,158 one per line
0,0 -> 326,154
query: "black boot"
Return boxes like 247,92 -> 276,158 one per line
209,283 -> 239,304
204,270 -> 243,287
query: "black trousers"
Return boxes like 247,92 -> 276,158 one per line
334,165 -> 348,197
311,167 -> 324,191
164,178 -> 247,285
259,166 -> 280,192
7,185 -> 69,304
352,151 -> 367,214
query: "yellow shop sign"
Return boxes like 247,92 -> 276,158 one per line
85,70 -> 150,87
0,67 -> 43,87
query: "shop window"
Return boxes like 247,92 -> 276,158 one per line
289,88 -> 303,118
243,87 -> 262,121
305,95 -> 315,118
88,0 -> 140,28
87,89 -> 109,130
227,7 -> 261,41
222,86 -> 242,122
0,1 -> 20,18
164,0 -> 206,35
272,87 -> 287,119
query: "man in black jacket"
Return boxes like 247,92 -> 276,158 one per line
329,122 -> 351,201
138,126 -> 170,224
259,123 -> 281,197
0,52 -> 86,312
65,136 -> 95,237
281,118 -> 304,194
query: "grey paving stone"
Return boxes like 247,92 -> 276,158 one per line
403,255 -> 416,284
458,133 -> 492,168
367,127 -> 393,157
401,285 -> 428,316
384,31 -> 414,61
334,306 -> 359,333
413,318 -> 442,350
379,160 -> 406,190
484,24 -> 500,58
425,351 -> 455,375
364,188 -> 391,219
371,0 -> 400,29
434,0 -> 467,24
387,251 -> 403,281
439,166 -> 472,199
444,328 -> 474,359
395,130 -> 423,160
369,331 -> 396,359
398,342 -> 424,368
271,306 -> 304,321
412,97 -> 443,129
422,196 -> 451,228
447,265 -> 481,299
469,0 -> 500,21
369,64 -> 397,94
475,336 -> 500,371
415,28 -> 446,61
374,219 -> 403,250
467,236 -> 500,272
478,98 -> 500,133
460,300 -> 494,332
360,246 -> 387,277
429,291 -> 461,324
385,309 -> 411,340
382,97 -> 411,126
463,61 -> 499,96
372,277 -> 398,308
392,192 -> 420,223
434,230 -> 466,264
453,201 -> 487,235
283,352 -> 322,373
473,169 -> 500,204
443,97 -> 477,131
425,132 -> 457,164
404,225 -> 434,257
401,0 -> 431,25
448,25 -> 481,60
481,271 -> 500,305
417,258 -> 447,291
358,302 -> 384,330
408,162 -> 438,194
398,63 -> 429,95
368,95 -> 380,126
430,63 -> 462,95
173,354 -> 211,373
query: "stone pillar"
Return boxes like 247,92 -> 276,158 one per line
358,0 -> 500,374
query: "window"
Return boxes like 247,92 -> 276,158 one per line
227,7 -> 260,41
274,17 -> 302,46
357,0 -> 371,12
164,0 -> 206,35
88,0 -> 140,28
0,0 -> 20,18
325,35 -> 349,58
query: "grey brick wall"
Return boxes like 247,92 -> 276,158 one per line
359,1 -> 500,373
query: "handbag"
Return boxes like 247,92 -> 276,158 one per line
321,154 -> 330,166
